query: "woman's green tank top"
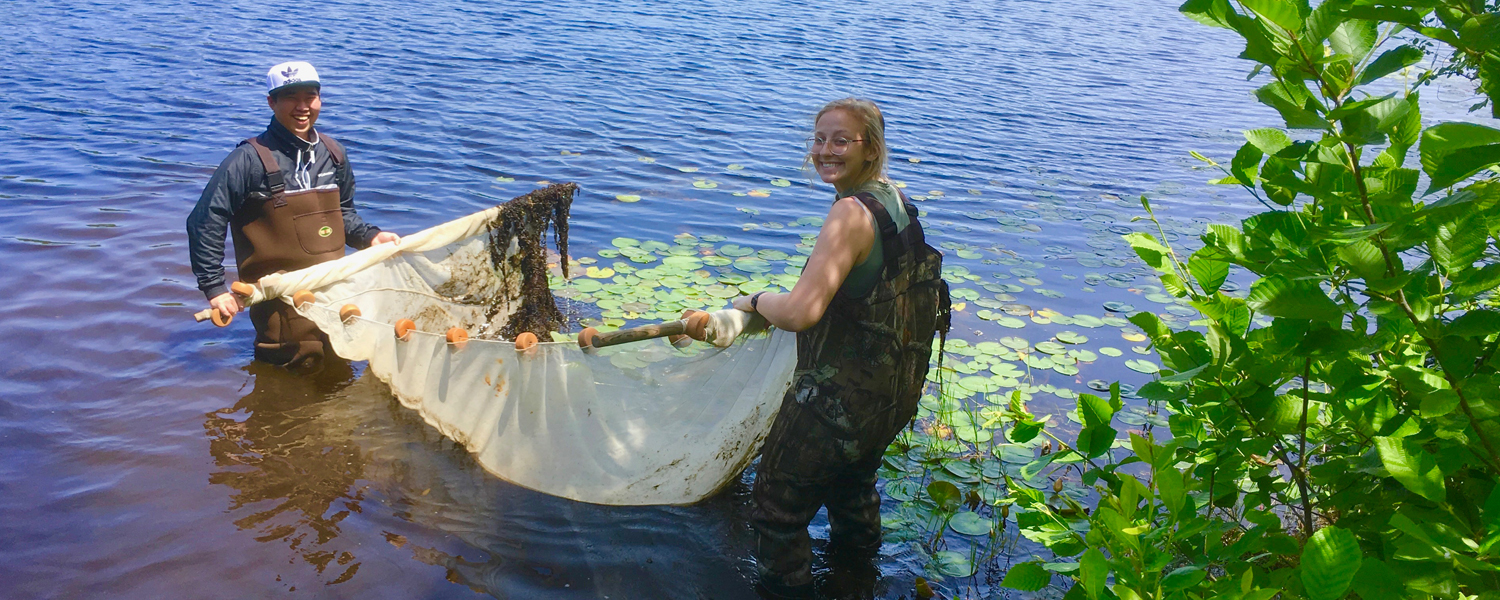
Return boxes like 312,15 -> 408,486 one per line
839,180 -> 909,298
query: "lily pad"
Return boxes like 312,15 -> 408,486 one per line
949,511 -> 993,536
996,316 -> 1026,329
1071,314 -> 1105,328
1034,341 -> 1067,355
1056,331 -> 1088,344
612,237 -> 640,248
999,336 -> 1030,350
1070,349 -> 1099,362
770,178 -> 792,187
615,194 -> 642,203
933,551 -> 975,578
1103,301 -> 1134,312
960,376 -> 1002,394
1098,347 -> 1123,357
1125,359 -> 1160,374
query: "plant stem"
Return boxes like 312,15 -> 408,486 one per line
1338,138 -> 1500,472
1298,358 -> 1314,531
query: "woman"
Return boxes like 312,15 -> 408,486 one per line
732,98 -> 949,596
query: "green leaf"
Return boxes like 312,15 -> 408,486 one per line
1336,240 -> 1387,281
1305,0 -> 1349,45
1301,526 -> 1362,600
1452,263 -> 1500,300
1188,247 -> 1231,293
934,550 -> 975,577
1080,548 -> 1108,600
1242,0 -> 1305,32
1255,81 -> 1328,129
1124,232 -> 1171,271
950,510 -> 994,536
1231,141 -> 1264,185
1432,212 -> 1488,272
1246,275 -> 1343,321
1421,122 -> 1500,193
1360,45 -> 1424,85
1245,128 -> 1293,155
1450,310 -> 1500,338
1375,436 -> 1447,502
1260,156 -> 1302,205
1420,390 -> 1459,417
928,480 -> 963,510
1161,566 -> 1207,590
1002,561 -> 1052,591
1329,19 -> 1377,59
1349,559 -> 1404,600
1076,425 -> 1118,459
1078,393 -> 1119,429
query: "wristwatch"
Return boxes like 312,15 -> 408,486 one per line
750,291 -> 766,312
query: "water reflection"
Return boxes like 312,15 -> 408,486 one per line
203,360 -> 368,585
201,359 -> 783,598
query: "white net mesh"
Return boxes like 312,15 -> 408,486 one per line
274,194 -> 795,505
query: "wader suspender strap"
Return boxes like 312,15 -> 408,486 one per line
243,133 -> 344,207
853,191 -> 929,280
245,137 -> 286,206
318,133 -> 345,167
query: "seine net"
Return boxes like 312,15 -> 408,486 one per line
247,184 -> 796,505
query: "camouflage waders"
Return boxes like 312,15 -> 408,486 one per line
750,191 -> 950,595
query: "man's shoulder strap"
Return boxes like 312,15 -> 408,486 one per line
240,135 -> 284,196
317,132 -> 345,167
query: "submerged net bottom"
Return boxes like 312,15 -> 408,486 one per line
285,189 -> 796,505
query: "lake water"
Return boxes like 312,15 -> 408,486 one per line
0,0 -> 1490,598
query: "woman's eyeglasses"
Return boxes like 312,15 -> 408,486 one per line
806,136 -> 866,156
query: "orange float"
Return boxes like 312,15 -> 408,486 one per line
292,289 -> 316,308
577,327 -> 599,352
514,331 -> 539,351
446,326 -> 469,350
394,318 -> 416,341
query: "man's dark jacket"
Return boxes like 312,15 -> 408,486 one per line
186,118 -> 382,300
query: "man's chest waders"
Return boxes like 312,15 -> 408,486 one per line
750,191 -> 951,593
232,135 -> 347,372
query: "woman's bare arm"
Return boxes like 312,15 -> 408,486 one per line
733,197 -> 874,332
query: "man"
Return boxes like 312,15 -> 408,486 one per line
187,61 -> 399,373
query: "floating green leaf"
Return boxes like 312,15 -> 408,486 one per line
949,511 -> 993,536
615,194 -> 641,203
933,550 -> 975,577
1056,331 -> 1088,344
1125,359 -> 1159,374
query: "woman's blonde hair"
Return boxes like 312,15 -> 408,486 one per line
806,98 -> 889,188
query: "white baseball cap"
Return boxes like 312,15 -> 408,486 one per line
266,61 -> 321,95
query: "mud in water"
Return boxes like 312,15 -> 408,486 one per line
485,182 -> 575,340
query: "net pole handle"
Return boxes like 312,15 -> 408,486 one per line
191,282 -> 257,327
585,319 -> 690,350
